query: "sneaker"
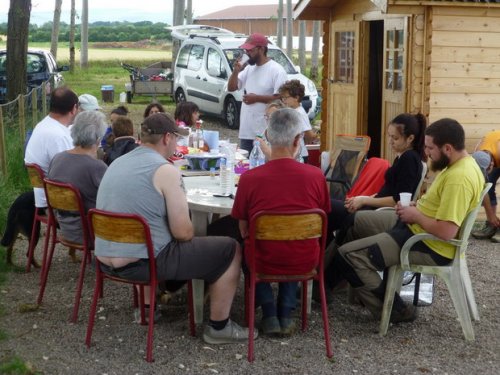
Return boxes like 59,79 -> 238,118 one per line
203,319 -> 258,344
279,317 -> 297,336
389,304 -> 418,324
471,222 -> 497,239
490,231 -> 500,243
133,306 -> 162,324
260,316 -> 281,336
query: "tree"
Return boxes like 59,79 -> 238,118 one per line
80,0 -> 88,68
286,0 -> 293,57
311,21 -> 321,80
69,0 -> 76,72
298,20 -> 306,73
50,0 -> 63,59
6,0 -> 31,102
276,0 -> 283,48
186,0 -> 192,24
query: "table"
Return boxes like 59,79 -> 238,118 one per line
184,175 -> 235,324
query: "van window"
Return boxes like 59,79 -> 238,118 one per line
207,48 -> 225,78
176,45 -> 191,69
187,45 -> 204,71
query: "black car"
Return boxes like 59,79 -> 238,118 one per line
0,49 -> 69,104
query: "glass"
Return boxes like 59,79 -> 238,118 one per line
281,96 -> 291,101
335,31 -> 355,83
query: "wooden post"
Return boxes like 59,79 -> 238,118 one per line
32,89 -> 38,127
42,82 -> 47,116
18,94 -> 25,142
0,106 -> 6,176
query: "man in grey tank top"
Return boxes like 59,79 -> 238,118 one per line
95,112 -> 256,344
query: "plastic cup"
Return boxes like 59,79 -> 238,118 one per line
204,130 -> 219,151
399,192 -> 412,207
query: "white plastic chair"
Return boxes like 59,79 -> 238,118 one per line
379,182 -> 492,340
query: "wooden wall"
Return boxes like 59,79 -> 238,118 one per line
428,6 -> 500,151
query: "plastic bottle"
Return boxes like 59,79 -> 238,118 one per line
195,121 -> 204,150
219,158 -> 228,194
219,143 -> 235,195
249,140 -> 265,169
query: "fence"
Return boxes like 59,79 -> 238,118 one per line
0,82 -> 49,177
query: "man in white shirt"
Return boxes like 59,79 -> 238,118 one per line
228,33 -> 288,154
25,86 -> 79,207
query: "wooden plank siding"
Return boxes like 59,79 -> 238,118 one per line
428,7 -> 500,151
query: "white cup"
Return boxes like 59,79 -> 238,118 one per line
399,192 -> 412,207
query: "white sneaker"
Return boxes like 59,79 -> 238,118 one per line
133,306 -> 161,324
203,319 -> 258,344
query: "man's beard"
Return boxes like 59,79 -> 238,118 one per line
247,57 -> 257,66
430,152 -> 450,171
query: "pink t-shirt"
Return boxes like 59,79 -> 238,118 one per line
232,158 -> 331,274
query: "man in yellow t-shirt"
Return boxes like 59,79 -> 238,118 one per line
471,130 -> 500,241
324,118 -> 484,323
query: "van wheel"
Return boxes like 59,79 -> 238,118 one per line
175,88 -> 186,104
224,97 -> 239,129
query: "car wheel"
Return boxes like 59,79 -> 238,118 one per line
224,97 -> 240,129
175,88 -> 186,104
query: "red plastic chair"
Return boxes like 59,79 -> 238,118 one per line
25,163 -> 50,273
85,209 -> 196,362
244,209 -> 333,362
37,178 -> 92,323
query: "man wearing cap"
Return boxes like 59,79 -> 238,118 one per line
78,94 -> 101,111
25,86 -> 78,207
471,131 -> 500,241
228,33 -> 288,154
95,113 -> 254,344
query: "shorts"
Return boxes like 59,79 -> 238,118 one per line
99,236 -> 237,284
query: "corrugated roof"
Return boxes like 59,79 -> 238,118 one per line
196,4 -> 297,20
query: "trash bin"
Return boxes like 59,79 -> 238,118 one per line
101,85 -> 114,103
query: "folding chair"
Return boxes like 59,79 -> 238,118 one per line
244,209 -> 332,362
324,134 -> 371,201
379,183 -> 492,340
25,163 -> 50,273
37,178 -> 92,323
85,209 -> 196,363
344,157 -> 390,199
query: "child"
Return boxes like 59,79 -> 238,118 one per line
143,102 -> 165,118
174,101 -> 200,147
103,116 -> 138,165
279,80 -> 316,163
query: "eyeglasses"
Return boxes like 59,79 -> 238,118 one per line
280,96 -> 292,101
245,46 -> 260,54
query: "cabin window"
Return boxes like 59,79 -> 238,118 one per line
335,31 -> 355,84
385,29 -> 404,90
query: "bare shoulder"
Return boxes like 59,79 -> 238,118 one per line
153,163 -> 184,193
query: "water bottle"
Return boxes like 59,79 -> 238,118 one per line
219,157 -> 228,194
249,140 -> 265,169
195,120 -> 204,150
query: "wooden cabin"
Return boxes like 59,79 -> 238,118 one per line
295,0 -> 500,161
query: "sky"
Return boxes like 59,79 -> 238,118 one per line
0,1 -> 281,25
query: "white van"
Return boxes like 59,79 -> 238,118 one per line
169,25 -> 319,129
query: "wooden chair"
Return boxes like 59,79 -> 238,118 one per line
245,209 -> 332,362
37,178 -> 92,323
379,182 -> 492,340
85,209 -> 196,362
324,134 -> 371,201
25,163 -> 50,273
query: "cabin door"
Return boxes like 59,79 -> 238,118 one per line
381,17 -> 409,161
328,21 -> 363,151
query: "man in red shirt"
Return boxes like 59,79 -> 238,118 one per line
232,108 -> 331,336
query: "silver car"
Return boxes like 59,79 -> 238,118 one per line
171,25 -> 319,129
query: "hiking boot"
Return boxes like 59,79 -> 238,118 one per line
471,222 -> 497,239
390,304 -> 418,324
279,317 -> 297,336
133,306 -> 162,324
260,316 -> 281,336
203,319 -> 258,344
490,230 -> 500,243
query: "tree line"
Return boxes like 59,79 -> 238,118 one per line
0,21 -> 172,43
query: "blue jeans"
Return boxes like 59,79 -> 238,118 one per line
488,167 -> 500,206
255,282 -> 298,317
239,139 -> 254,155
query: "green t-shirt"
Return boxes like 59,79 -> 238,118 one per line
409,156 -> 484,259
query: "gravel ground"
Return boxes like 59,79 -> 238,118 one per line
1,118 -> 499,374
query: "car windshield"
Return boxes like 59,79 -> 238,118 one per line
0,52 -> 47,75
223,48 -> 297,74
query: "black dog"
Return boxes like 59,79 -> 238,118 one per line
1,191 -> 41,267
